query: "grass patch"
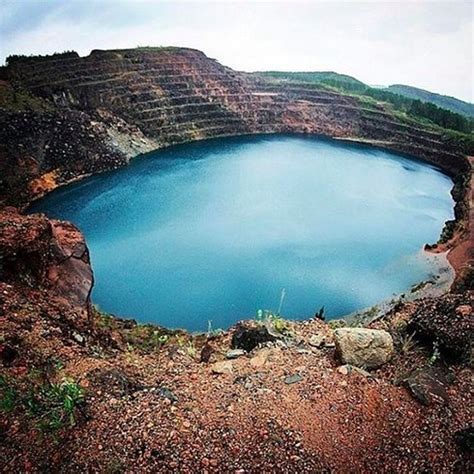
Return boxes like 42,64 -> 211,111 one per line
0,375 -> 85,433
124,324 -> 170,352
256,309 -> 292,336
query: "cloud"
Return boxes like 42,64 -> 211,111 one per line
1,0 -> 472,101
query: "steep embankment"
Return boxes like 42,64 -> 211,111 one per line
0,206 -> 472,472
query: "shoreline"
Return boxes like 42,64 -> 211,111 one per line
6,137 -> 473,327
346,248 -> 455,325
424,156 -> 473,290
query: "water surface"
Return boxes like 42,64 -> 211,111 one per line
30,135 -> 454,330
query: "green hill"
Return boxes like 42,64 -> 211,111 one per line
258,71 -> 473,135
387,84 -> 474,118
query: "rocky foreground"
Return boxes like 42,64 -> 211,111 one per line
0,207 -> 472,472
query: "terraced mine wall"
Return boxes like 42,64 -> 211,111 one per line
0,48 -> 469,208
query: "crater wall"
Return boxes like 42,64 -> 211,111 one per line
0,48 -> 469,207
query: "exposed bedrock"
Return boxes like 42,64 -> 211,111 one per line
0,207 -> 92,314
0,47 -> 469,208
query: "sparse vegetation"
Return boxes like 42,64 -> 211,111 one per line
0,375 -> 18,412
0,83 -> 53,112
207,320 -> 224,338
328,319 -> 347,329
5,51 -> 78,66
94,304 -> 114,328
258,70 -> 474,137
429,341 -> 441,365
125,324 -> 170,351
399,331 -> 419,354
256,309 -> 291,335
438,219 -> 457,244
0,376 -> 84,433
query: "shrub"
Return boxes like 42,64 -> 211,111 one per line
0,376 -> 84,433
399,332 -> 418,354
25,379 -> 85,432
256,309 -> 291,335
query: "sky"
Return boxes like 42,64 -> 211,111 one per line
1,0 -> 472,102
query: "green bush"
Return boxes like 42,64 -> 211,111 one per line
25,379 -> 84,431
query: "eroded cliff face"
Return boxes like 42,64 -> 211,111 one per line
0,48 -> 469,208
0,207 -> 93,313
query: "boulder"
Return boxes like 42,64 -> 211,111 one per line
333,328 -> 394,369
0,208 -> 93,313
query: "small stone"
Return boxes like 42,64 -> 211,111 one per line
200,343 -> 214,363
157,387 -> 178,403
183,420 -> 191,428
337,365 -> 350,375
309,334 -> 325,348
72,331 -> 84,344
284,374 -> 302,384
226,349 -> 246,359
456,304 -> 471,317
211,360 -> 233,375
250,349 -> 270,369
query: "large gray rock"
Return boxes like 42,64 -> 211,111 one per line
333,328 -> 394,369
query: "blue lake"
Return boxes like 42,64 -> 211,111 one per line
30,135 -> 454,331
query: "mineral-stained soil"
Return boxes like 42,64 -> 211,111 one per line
0,48 -> 473,472
0,208 -> 473,472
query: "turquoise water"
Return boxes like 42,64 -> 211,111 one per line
30,135 -> 454,331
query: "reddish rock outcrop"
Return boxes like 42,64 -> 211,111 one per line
0,207 -> 92,313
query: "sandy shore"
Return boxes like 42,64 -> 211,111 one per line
426,156 -> 473,289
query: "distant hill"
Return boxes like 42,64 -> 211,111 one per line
386,84 -> 474,118
258,71 -> 473,134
